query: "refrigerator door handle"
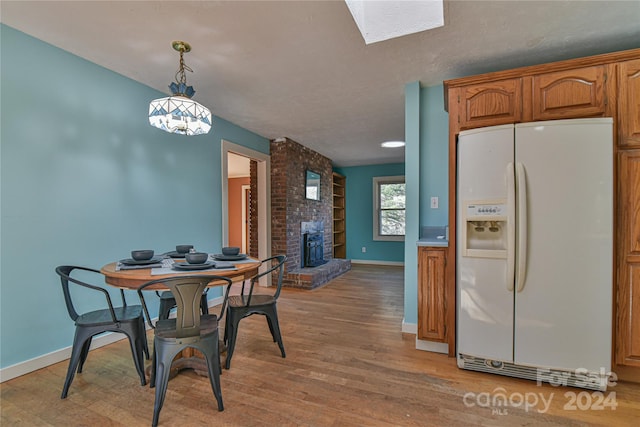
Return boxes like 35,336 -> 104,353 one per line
515,162 -> 528,292
506,162 -> 516,291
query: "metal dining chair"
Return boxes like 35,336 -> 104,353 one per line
55,265 -> 149,399
220,255 -> 287,369
138,275 -> 229,427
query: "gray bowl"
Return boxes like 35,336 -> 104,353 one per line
131,250 -> 154,261
176,244 -> 194,254
185,252 -> 209,264
222,246 -> 240,256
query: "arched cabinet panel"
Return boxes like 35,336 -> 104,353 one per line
460,79 -> 522,129
617,150 -> 640,368
618,59 -> 640,147
533,66 -> 606,120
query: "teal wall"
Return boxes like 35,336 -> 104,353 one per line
404,81 -> 421,326
334,163 -> 405,262
403,82 -> 449,327
0,25 -> 270,369
419,85 -> 449,226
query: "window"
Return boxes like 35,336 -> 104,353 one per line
373,176 -> 405,241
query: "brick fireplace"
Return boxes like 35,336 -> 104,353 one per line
270,137 -> 351,289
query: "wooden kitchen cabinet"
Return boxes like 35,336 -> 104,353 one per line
455,78 -> 523,130
615,58 -> 640,382
617,151 -> 640,374
615,57 -> 640,381
532,66 -> 607,120
618,59 -> 640,148
450,66 -> 610,129
418,247 -> 446,342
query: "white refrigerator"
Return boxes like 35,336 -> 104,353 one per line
456,118 -> 613,390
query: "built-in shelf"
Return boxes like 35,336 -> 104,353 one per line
332,172 -> 346,259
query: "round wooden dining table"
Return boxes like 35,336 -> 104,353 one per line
100,258 -> 261,290
100,257 -> 262,378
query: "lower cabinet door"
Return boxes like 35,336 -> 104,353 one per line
616,150 -> 640,380
418,247 -> 446,342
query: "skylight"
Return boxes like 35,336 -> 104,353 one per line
345,0 -> 444,45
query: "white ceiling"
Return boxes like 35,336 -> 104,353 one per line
2,1 -> 639,167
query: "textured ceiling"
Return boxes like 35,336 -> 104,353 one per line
2,1 -> 639,167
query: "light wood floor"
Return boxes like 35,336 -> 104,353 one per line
2,264 -> 639,426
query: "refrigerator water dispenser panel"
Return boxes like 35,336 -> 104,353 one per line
462,200 -> 508,258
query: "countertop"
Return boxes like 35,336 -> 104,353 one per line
416,226 -> 448,248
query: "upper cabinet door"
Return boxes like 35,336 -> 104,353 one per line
459,78 -> 522,129
618,59 -> 640,148
532,66 -> 606,120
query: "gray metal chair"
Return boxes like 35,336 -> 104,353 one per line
138,275 -> 228,427
221,255 -> 287,369
55,265 -> 148,399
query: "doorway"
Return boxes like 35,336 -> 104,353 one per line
226,152 -> 250,252
221,140 -> 271,282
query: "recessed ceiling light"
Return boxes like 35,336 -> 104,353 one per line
381,141 -> 405,148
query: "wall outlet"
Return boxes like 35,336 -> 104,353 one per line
361,246 -> 366,253
431,196 -> 439,209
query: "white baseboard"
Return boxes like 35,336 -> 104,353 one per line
0,296 -> 225,383
401,320 -> 449,354
401,319 -> 417,334
416,338 -> 449,354
350,259 -> 404,266
0,330 -> 128,383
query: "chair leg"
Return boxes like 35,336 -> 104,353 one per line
200,294 -> 209,315
122,324 -> 147,387
265,308 -> 286,358
224,310 -> 240,369
149,344 -> 157,389
201,338 -> 224,411
151,342 -> 178,427
223,312 -> 228,345
139,318 -> 150,360
77,336 -> 93,373
152,363 -> 167,427
265,315 -> 276,342
61,327 -> 92,399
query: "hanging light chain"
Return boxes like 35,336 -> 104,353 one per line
175,49 -> 194,85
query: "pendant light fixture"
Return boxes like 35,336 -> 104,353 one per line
148,41 -> 212,135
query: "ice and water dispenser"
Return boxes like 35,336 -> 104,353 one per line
461,200 -> 508,258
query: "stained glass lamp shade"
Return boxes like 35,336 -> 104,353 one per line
148,41 -> 212,136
